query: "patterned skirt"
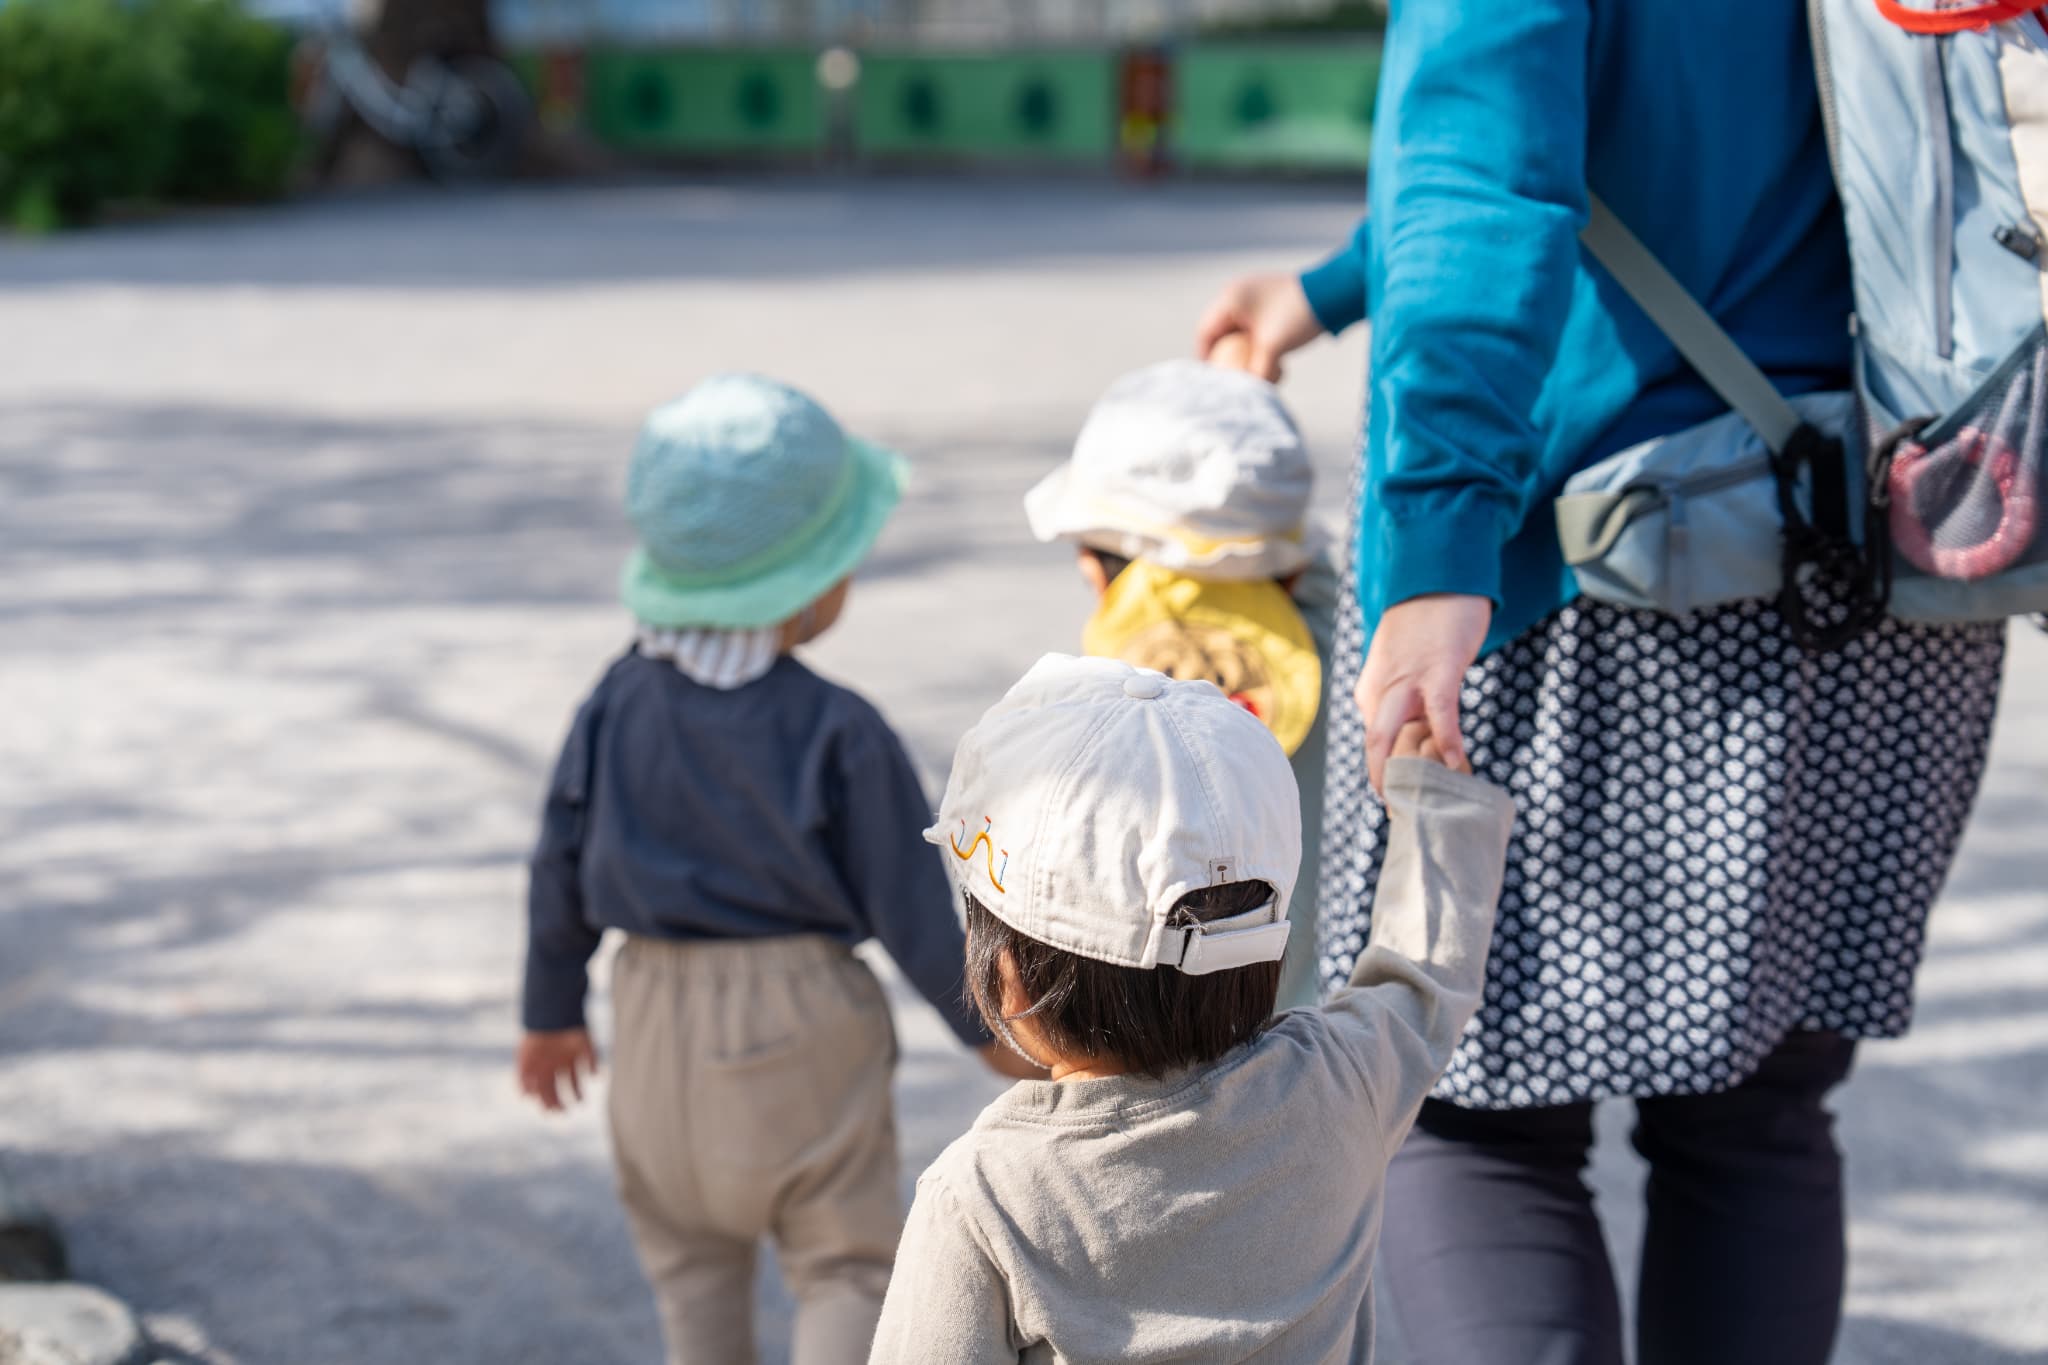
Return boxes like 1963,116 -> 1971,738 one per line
1317,549 -> 2008,1111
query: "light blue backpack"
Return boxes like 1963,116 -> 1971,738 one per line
1558,0 -> 2048,644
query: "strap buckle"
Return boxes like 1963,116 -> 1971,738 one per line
1165,901 -> 1291,976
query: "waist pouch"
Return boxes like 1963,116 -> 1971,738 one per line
1573,194 -> 2045,638
1556,392 -> 1859,616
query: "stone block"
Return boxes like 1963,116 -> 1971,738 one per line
0,1285 -> 145,1365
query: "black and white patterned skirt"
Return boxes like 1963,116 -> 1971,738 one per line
1317,561 -> 2007,1110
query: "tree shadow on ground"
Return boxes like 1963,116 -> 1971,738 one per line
3,1144 -> 663,1365
1,1008 -> 1003,1365
0,392 -> 1068,1364
5,393 -> 2039,1364
0,398 -> 1062,618
1836,1317 -> 2048,1365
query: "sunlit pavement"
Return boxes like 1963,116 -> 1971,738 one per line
0,180 -> 2040,1364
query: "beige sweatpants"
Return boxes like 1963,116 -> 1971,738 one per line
608,934 -> 902,1365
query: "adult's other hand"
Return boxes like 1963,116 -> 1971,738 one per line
1355,593 -> 1492,795
1194,272 -> 1325,381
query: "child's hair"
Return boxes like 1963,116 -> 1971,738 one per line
964,881 -> 1282,1079
1079,545 -> 1135,583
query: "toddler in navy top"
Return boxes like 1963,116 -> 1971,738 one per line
515,374 -> 1033,1365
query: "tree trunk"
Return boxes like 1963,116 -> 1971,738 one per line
370,0 -> 494,73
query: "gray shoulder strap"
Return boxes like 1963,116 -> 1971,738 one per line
1580,194 -> 1804,453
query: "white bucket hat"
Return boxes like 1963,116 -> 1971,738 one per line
1024,358 -> 1314,580
926,654 -> 1301,975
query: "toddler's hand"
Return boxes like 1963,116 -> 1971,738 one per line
978,1042 -> 1049,1082
518,1028 -> 599,1112
1390,720 -> 1472,774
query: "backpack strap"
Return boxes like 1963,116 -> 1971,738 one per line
1873,0 -> 2047,36
1580,194 -> 1805,453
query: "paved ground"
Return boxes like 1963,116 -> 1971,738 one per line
0,180 -> 2041,1365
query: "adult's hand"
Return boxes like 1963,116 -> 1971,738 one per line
1194,272 -> 1325,381
1355,593 -> 1492,795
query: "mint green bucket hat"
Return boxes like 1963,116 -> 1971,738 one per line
620,374 -> 908,630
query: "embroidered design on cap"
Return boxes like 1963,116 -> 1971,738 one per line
949,816 -> 1010,894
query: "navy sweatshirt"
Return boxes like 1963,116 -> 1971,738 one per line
522,648 -> 988,1046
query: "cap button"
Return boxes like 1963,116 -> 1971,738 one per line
1123,672 -> 1167,700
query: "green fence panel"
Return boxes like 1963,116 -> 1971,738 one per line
855,52 -> 1116,162
586,49 -> 825,154
1174,42 -> 1380,171
508,50 -> 544,98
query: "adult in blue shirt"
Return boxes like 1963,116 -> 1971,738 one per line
1198,4 -> 2007,1363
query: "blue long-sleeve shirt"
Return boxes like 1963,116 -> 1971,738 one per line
1299,0 -> 1853,654
523,649 -> 989,1046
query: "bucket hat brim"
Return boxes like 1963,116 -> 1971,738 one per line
622,436 -> 907,630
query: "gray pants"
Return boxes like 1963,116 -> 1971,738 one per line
608,935 -> 901,1365
1380,1030 -> 1858,1365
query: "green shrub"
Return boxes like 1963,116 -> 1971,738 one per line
0,0 -> 184,229
142,0 -> 301,204
0,0 -> 300,231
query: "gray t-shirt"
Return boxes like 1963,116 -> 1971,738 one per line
869,760 -> 1514,1365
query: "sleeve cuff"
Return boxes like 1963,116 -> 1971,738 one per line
1382,758 -> 1517,830
1375,503 -> 1512,610
521,950 -> 591,1032
1299,249 -> 1368,336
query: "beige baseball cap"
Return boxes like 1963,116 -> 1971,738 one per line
926,653 -> 1301,975
1024,359 -> 1315,580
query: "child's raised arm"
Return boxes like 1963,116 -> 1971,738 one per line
1324,730 -> 1513,1153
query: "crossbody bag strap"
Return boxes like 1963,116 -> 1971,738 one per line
1578,194 -> 1888,650
1579,194 -> 1805,453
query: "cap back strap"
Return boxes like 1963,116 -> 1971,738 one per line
1167,900 -> 1292,976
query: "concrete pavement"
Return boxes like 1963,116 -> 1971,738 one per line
0,180 -> 2040,1364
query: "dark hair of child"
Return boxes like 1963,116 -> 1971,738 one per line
1083,547 -> 1136,583
963,881 -> 1283,1079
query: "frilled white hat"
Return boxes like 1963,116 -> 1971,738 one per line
1025,359 -> 1314,580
